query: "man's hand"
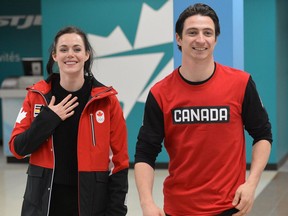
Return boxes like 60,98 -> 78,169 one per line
141,201 -> 165,216
232,182 -> 256,216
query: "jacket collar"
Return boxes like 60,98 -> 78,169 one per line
27,73 -> 118,98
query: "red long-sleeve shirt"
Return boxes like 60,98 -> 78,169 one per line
135,63 -> 272,215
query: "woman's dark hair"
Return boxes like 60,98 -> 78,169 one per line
175,3 -> 220,51
46,26 -> 94,75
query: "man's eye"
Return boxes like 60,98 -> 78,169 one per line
204,32 -> 213,36
188,31 -> 197,36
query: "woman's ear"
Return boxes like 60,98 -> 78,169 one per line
85,51 -> 90,62
52,52 -> 57,62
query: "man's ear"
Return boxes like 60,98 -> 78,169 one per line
176,33 -> 182,46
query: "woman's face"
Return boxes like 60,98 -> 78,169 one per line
52,33 -> 89,76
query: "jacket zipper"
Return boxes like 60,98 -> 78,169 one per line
89,114 -> 96,146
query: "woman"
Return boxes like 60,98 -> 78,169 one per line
9,26 -> 129,216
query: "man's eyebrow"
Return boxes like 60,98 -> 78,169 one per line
186,27 -> 214,31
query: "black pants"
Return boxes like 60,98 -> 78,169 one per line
49,183 -> 79,216
217,208 -> 239,215
166,208 -> 239,216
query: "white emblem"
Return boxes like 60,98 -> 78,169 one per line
16,107 -> 27,124
96,110 -> 105,123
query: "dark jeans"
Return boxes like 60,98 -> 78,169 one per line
166,208 -> 239,216
49,183 -> 79,216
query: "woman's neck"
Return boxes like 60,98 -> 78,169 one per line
59,73 -> 85,92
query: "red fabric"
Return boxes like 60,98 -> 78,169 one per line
151,63 -> 250,215
9,80 -> 129,173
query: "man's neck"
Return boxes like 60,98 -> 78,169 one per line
180,58 -> 215,82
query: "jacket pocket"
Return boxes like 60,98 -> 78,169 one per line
23,165 -> 47,209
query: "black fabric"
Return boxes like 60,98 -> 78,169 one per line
165,208 -> 239,216
217,208 -> 239,215
79,169 -> 128,216
106,168 -> 129,216
178,63 -> 216,85
51,76 -> 91,185
49,183 -> 79,216
21,164 -> 53,216
14,105 -> 62,156
134,91 -> 164,169
242,76 -> 273,144
79,171 -> 109,215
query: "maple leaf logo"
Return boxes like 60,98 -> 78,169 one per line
88,1 -> 173,118
96,110 -> 105,123
16,107 -> 27,124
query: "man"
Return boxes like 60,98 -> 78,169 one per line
134,3 -> 272,216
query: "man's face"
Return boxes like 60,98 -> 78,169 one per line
176,15 -> 217,62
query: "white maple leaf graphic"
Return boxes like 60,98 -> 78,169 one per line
16,107 -> 27,124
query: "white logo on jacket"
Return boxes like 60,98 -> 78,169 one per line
96,110 -> 105,123
16,107 -> 27,124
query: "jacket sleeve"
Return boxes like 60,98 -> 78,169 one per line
106,95 -> 129,215
9,92 -> 62,158
242,76 -> 273,145
134,91 -> 164,169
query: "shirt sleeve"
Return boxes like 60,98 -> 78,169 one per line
134,91 -> 165,169
242,76 -> 273,145
13,105 -> 62,156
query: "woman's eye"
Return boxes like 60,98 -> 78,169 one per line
74,48 -> 81,52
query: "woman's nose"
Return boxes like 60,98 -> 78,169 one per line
67,49 -> 74,57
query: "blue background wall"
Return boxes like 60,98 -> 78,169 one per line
1,0 -> 287,168
276,0 -> 288,165
40,0 -> 286,167
41,0 -> 243,164
244,0 -> 288,167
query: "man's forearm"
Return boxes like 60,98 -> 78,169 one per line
134,162 -> 155,206
247,140 -> 271,186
